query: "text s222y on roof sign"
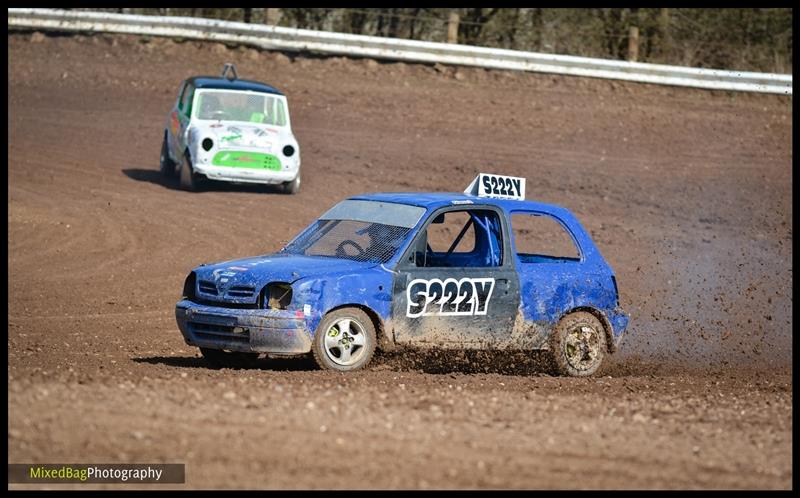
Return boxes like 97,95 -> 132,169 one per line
464,173 -> 526,200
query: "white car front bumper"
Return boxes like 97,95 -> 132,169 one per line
193,148 -> 300,185
194,163 -> 299,185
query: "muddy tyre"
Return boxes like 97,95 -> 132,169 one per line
160,134 -> 176,178
550,311 -> 607,377
281,172 -> 301,194
179,153 -> 200,191
312,308 -> 376,372
200,347 -> 259,368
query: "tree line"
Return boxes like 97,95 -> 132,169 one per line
90,8 -> 793,73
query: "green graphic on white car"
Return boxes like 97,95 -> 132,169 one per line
160,63 -> 301,194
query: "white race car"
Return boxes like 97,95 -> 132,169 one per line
160,64 -> 301,193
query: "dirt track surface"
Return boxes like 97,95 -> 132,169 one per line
8,33 -> 793,489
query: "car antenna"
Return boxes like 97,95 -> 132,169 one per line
221,63 -> 238,81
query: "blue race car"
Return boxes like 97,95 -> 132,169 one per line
175,173 -> 629,376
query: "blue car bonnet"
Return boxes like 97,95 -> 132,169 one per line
193,253 -> 378,290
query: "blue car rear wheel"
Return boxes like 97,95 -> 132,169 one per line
550,311 -> 607,377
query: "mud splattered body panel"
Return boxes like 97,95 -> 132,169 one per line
509,206 -> 629,350
391,203 -> 522,347
175,192 -> 629,354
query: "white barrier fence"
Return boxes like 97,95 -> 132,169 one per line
8,8 -> 793,95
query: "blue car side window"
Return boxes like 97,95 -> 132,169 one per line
510,212 -> 580,263
418,209 -> 503,268
469,212 -> 503,267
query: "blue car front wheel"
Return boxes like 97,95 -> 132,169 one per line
312,308 -> 376,372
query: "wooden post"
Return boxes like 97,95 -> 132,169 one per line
447,11 -> 460,44
265,8 -> 281,26
627,26 -> 639,62
658,8 -> 671,56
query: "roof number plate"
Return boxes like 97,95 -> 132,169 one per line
464,173 -> 526,200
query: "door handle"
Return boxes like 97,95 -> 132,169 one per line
495,278 -> 511,296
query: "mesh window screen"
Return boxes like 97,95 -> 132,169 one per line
196,91 -> 286,126
283,220 -> 410,264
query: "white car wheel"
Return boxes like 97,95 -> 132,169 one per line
179,154 -> 199,191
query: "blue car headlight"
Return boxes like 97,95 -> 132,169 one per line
263,282 -> 293,310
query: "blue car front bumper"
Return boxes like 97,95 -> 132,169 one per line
175,299 -> 313,354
